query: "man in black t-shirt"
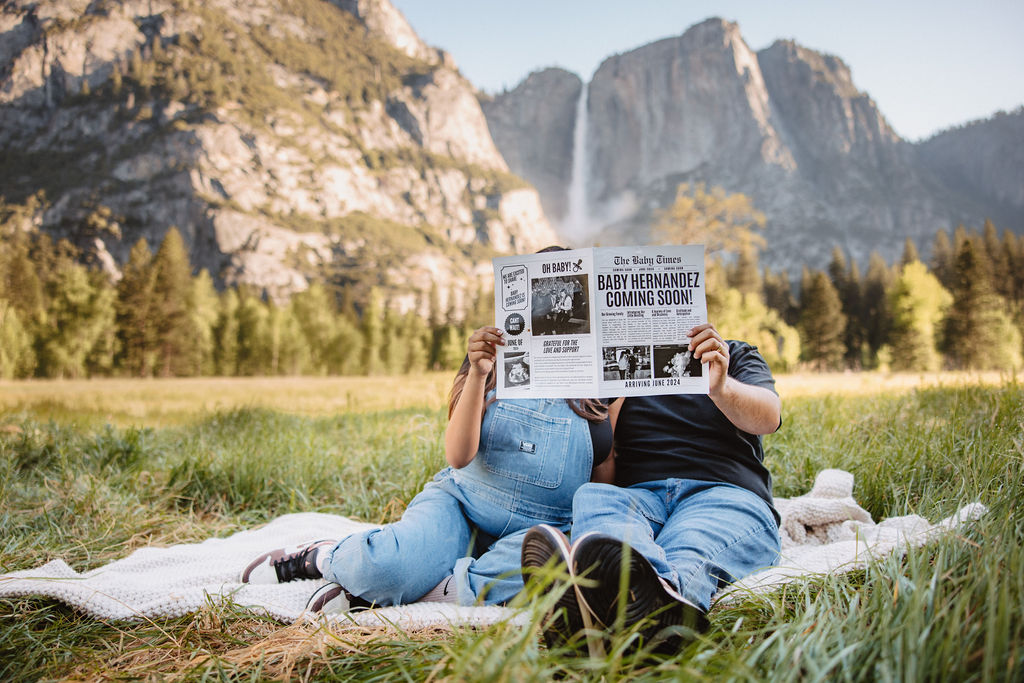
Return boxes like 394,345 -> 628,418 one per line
522,323 -> 782,654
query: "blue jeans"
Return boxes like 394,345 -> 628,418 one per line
322,397 -> 595,606
571,479 -> 780,611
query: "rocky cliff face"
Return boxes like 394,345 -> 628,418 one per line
484,18 -> 1021,271
752,35 -> 957,267
480,68 -> 581,224
587,20 -> 795,206
916,108 -> 1024,220
0,0 -> 556,307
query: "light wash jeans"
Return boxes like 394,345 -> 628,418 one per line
571,479 -> 781,611
322,397 -> 595,606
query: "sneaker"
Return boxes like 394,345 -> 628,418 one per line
239,539 -> 337,584
571,534 -> 709,652
305,582 -> 372,614
521,524 -> 583,651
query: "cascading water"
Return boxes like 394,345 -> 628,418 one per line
561,81 -> 591,244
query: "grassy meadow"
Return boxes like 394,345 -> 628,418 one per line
1,371 -> 1022,681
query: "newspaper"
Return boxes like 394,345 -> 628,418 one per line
493,245 -> 708,399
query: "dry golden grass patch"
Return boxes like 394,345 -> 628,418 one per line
0,374 -> 454,426
65,616 -> 462,682
775,370 -> 1020,399
2,371 -> 1019,428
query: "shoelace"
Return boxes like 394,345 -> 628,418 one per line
273,547 -> 319,582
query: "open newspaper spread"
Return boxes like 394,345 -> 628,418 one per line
494,245 -> 708,398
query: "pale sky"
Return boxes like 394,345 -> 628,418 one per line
390,0 -> 1024,141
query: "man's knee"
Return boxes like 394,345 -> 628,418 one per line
572,482 -> 625,516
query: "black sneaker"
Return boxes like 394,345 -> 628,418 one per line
239,539 -> 337,584
521,524 -> 585,651
305,582 -> 373,614
571,534 -> 709,652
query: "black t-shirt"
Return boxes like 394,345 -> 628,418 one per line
613,341 -> 780,521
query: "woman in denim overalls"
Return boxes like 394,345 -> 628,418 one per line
241,326 -> 611,609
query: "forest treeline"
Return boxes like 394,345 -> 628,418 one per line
1,201 -> 1022,379
0,220 -> 489,380
716,221 -> 1023,373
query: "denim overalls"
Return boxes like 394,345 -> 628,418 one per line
323,396 -> 594,606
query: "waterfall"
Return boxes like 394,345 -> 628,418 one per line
562,81 -> 591,244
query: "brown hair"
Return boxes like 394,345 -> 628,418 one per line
447,356 -> 609,423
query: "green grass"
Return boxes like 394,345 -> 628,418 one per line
1,379 -> 1022,680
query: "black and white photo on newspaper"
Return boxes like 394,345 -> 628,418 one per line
493,245 -> 707,399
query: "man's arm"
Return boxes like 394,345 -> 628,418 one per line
708,376 -> 781,435
688,323 -> 781,436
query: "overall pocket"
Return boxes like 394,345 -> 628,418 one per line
480,402 -> 571,489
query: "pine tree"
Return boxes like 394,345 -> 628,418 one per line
380,306 -> 405,373
826,248 -> 866,368
900,238 -> 919,268
957,229 -> 995,300
213,288 -> 240,376
266,301 -> 309,375
151,227 -> 192,376
763,268 -> 798,326
402,310 -> 430,374
235,290 -> 271,376
38,263 -> 116,379
982,220 -> 1012,300
426,282 -> 444,370
328,313 -> 364,375
116,238 -> 157,376
186,270 -> 219,376
952,224 -> 969,254
291,282 -> 337,375
941,239 -> 1022,370
861,252 -> 892,368
728,238 -> 762,299
888,261 -> 952,371
1009,231 -> 1024,357
1003,230 -> 1024,308
0,300 -> 35,378
798,270 -> 846,371
1,233 -> 45,321
436,324 -> 468,371
84,270 -> 118,376
361,287 -> 385,375
930,229 -> 955,290
279,304 -> 311,375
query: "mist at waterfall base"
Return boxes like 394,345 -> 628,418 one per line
557,82 -> 639,248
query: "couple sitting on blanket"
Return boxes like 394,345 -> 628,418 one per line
241,320 -> 782,652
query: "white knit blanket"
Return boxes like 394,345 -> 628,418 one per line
0,470 -> 984,628
721,469 -> 986,601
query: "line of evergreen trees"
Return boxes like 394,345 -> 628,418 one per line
0,225 -> 488,379
1,217 -> 1022,379
748,220 -> 1023,372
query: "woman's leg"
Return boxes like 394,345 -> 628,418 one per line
453,526 -> 552,606
324,483 -> 474,606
